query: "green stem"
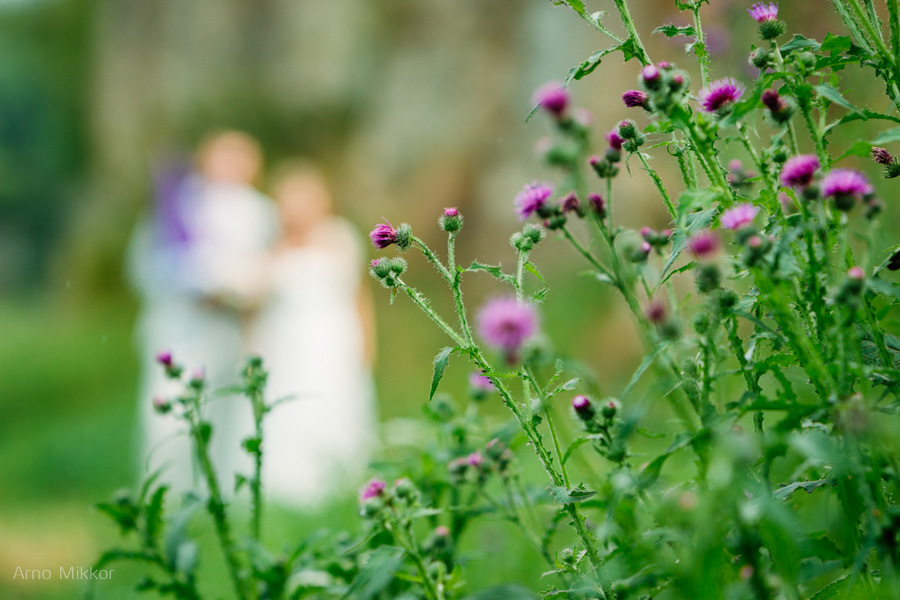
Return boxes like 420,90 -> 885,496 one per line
612,0 -> 651,65
636,151 -> 676,219
187,400 -> 248,600
689,3 -> 710,88
400,283 -> 467,347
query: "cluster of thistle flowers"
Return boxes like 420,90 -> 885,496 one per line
150,350 -> 207,414
571,395 -> 625,463
446,437 -> 514,486
525,2 -> 888,322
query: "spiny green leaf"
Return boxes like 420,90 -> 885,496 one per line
653,24 -> 696,38
430,346 -> 456,401
547,484 -> 597,505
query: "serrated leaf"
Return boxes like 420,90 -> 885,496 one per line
343,547 -> 405,600
815,84 -> 862,115
773,479 -> 832,500
780,34 -> 821,54
467,260 -> 513,283
430,347 -> 456,401
547,484 -> 597,505
653,24 -> 696,38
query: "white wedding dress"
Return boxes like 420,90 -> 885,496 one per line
249,218 -> 376,506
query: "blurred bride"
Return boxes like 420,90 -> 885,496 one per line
250,161 -> 377,506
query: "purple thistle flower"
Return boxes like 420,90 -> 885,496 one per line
443,207 -> 459,217
641,65 -> 660,83
360,478 -> 386,501
761,88 -> 787,113
156,351 -> 173,367
699,78 -> 744,112
780,154 -> 820,189
572,395 -> 593,419
645,300 -> 667,324
606,130 -> 625,151
534,82 -> 569,117
369,221 -> 398,249
435,525 -> 450,537
720,203 -> 761,230
469,371 -> 496,392
847,266 -> 865,280
688,230 -> 720,258
748,2 -> 778,23
466,452 -> 484,468
587,193 -> 606,218
872,147 -> 894,165
622,90 -> 649,108
560,192 -> 581,214
477,297 -> 538,353
821,169 -> 872,200
514,182 -> 553,220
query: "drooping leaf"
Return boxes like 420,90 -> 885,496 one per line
430,346 -> 456,401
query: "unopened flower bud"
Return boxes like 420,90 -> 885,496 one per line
872,147 -> 893,165
371,258 -> 392,278
439,207 -> 463,232
152,396 -> 172,414
587,193 -> 606,218
393,477 -> 417,500
510,232 -> 532,252
617,120 -> 638,140
646,300 -> 666,324
523,223 -> 546,245
622,90 -> 649,109
560,192 -> 583,216
572,395 -> 594,420
156,351 -> 173,367
749,48 -> 772,69
641,65 -> 661,90
695,264 -> 721,293
630,241 -> 652,263
601,399 -> 620,419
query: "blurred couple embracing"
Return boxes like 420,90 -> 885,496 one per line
127,131 -> 377,507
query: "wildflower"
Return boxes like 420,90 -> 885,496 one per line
477,298 -> 538,357
699,78 -> 744,112
821,168 -> 872,210
360,478 -> 386,501
847,266 -> 865,280
645,300 -> 667,324
630,241 -> 652,263
370,221 -> 411,250
641,65 -> 661,90
572,395 -> 594,420
156,351 -> 173,367
688,230 -> 720,259
748,2 -> 778,23
560,192 -> 582,215
606,130 -> 625,151
466,452 -> 484,468
617,119 -> 638,140
439,207 -> 463,232
588,193 -> 606,218
622,90 -> 649,109
152,396 -> 171,414
533,82 -> 569,117
750,48 -> 773,69
761,88 -> 794,123
872,147 -> 893,165
720,203 -> 760,230
872,147 -> 900,178
514,182 -> 554,220
601,399 -> 621,419
780,154 -> 820,189
748,2 -> 785,39
469,371 -> 496,392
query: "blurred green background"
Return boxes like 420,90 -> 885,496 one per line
0,0 -> 894,598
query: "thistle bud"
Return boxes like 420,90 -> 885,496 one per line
641,65 -> 662,90
872,147 -> 893,165
510,232 -> 533,253
523,223 -> 546,245
695,264 -> 721,293
622,90 -> 649,109
749,48 -> 772,69
439,207 -> 463,232
572,395 -> 594,420
617,120 -> 638,140
601,399 -> 620,420
152,396 -> 172,414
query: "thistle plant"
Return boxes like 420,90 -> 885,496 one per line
365,1 -> 900,598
